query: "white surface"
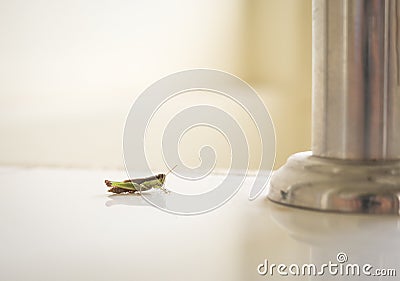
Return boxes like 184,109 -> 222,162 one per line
0,167 -> 398,280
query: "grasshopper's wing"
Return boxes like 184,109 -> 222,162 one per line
111,181 -> 142,192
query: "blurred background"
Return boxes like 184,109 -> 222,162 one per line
0,0 -> 311,171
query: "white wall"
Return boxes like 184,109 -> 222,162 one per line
0,0 -> 311,170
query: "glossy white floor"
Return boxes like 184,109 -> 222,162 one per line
0,167 -> 398,280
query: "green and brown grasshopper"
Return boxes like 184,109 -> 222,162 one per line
105,174 -> 168,194
105,166 -> 176,194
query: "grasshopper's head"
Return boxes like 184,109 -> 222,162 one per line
156,174 -> 166,185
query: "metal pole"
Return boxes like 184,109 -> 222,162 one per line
313,0 -> 400,160
267,0 -> 400,215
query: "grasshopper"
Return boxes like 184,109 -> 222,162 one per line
105,166 -> 176,194
105,174 -> 168,194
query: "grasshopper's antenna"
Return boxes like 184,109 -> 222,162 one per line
165,165 -> 178,176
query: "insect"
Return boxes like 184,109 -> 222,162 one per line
105,174 -> 168,194
105,166 -> 176,194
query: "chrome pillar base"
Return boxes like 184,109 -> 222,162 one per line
267,152 -> 400,215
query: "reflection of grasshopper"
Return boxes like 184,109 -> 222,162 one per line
105,174 -> 168,194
